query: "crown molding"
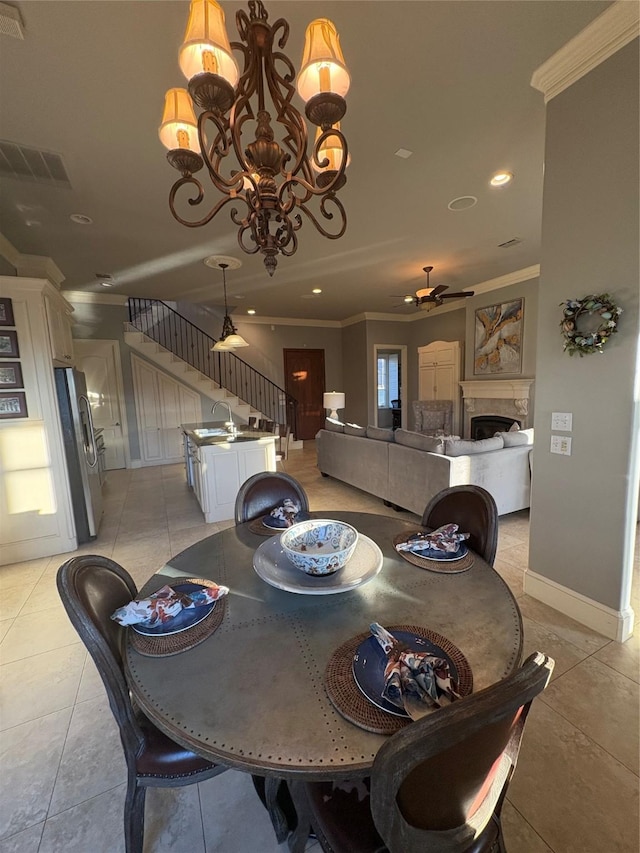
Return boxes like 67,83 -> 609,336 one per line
0,232 -> 21,268
531,1 -> 639,103
237,314 -> 341,328
64,290 -> 128,306
471,265 -> 540,296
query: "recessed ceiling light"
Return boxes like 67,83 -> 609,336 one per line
312,288 -> 322,294
447,196 -> 478,211
247,308 -> 256,315
394,148 -> 413,159
203,254 -> 242,270
70,213 -> 93,225
490,171 -> 514,187
100,281 -> 115,288
25,220 -> 41,227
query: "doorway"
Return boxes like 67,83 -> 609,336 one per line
283,348 -> 325,440
373,344 -> 408,430
74,339 -> 129,469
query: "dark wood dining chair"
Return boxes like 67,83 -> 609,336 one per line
234,471 -> 309,524
421,484 -> 499,566
56,555 -> 225,853
287,652 -> 554,853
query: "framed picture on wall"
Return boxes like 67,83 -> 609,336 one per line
0,330 -> 19,358
474,298 -> 524,375
0,298 -> 15,327
0,362 -> 23,389
0,391 -> 28,419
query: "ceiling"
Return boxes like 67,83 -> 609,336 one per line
0,1 -> 611,321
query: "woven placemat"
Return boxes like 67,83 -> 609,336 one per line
324,624 -> 473,735
129,579 -> 227,658
392,532 -> 474,573
248,517 -> 283,537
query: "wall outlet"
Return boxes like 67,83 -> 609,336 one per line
550,435 -> 572,455
551,412 -> 572,431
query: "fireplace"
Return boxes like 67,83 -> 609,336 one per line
471,415 -> 521,440
459,379 -> 534,438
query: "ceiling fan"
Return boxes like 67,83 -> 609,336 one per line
392,266 -> 475,308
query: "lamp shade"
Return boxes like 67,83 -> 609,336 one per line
297,18 -> 350,103
179,0 -> 239,87
211,338 -> 234,351
222,332 -> 249,348
159,88 -> 200,151
323,391 -> 345,420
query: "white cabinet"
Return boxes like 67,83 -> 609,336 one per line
132,355 -> 200,465
190,436 -> 276,523
418,341 -> 463,435
44,291 -> 74,365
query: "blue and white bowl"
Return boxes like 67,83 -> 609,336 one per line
280,519 -> 359,576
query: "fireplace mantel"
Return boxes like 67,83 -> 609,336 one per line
459,379 -> 534,401
458,379 -> 534,434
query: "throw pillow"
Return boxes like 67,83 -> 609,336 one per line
444,435 -> 505,456
344,423 -> 367,437
420,411 -> 447,431
366,425 -> 394,442
325,418 -> 344,433
499,428 -> 534,447
394,429 -> 445,454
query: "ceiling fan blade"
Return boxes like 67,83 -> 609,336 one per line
440,291 -> 475,298
430,284 -> 449,298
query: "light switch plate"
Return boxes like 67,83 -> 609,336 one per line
550,435 -> 572,455
551,412 -> 572,431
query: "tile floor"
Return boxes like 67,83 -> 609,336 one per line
1,442 -> 638,853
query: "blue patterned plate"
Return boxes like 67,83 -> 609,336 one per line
131,583 -> 216,637
401,541 -> 468,562
262,510 -> 311,529
352,631 -> 460,717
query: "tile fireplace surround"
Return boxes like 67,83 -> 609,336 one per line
459,379 -> 534,438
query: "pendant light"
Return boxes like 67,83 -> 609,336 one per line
210,262 -> 248,350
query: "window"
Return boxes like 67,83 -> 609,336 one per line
377,352 -> 399,408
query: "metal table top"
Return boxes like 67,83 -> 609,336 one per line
125,511 -> 522,781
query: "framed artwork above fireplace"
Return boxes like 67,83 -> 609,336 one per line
474,298 -> 523,375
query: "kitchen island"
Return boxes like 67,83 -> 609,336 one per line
182,422 -> 277,523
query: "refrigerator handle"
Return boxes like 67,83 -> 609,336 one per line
80,394 -> 99,468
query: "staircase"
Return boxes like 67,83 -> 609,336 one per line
125,298 -> 298,432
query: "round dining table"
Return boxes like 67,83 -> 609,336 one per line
125,511 -> 522,795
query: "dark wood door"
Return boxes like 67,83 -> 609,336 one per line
284,349 -> 325,440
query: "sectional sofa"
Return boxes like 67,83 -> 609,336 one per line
316,422 -> 533,517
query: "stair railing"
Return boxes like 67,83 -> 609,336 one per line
127,298 -> 298,433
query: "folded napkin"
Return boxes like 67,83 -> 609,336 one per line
111,583 -> 228,627
370,623 -> 461,720
267,498 -> 304,528
395,523 -> 469,555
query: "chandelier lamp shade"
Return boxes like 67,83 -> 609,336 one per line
210,261 -> 249,351
323,391 -> 345,421
160,0 -> 351,277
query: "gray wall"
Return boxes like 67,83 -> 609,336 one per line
529,41 -> 639,611
341,321 -> 367,425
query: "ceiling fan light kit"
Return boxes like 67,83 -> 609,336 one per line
393,266 -> 475,309
160,0 -> 351,277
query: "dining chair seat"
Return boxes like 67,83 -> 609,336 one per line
57,555 -> 225,853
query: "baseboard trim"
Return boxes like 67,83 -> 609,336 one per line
524,569 -> 635,642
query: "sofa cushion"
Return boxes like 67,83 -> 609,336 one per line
366,425 -> 394,442
444,435 -> 504,456
498,428 -> 534,447
325,418 -> 344,433
344,423 -> 366,437
394,429 -> 445,454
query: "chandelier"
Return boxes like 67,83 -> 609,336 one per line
209,260 -> 249,350
159,0 -> 351,277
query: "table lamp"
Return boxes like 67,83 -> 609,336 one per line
323,391 -> 345,420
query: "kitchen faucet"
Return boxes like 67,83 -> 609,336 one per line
211,400 -> 236,435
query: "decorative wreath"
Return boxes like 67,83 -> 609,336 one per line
559,293 -> 622,357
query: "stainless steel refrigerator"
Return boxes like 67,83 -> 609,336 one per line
55,367 -> 103,543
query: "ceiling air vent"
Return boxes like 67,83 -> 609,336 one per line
0,140 -> 72,188
497,237 -> 522,248
0,3 -> 24,39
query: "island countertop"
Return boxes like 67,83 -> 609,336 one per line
181,421 -> 276,447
